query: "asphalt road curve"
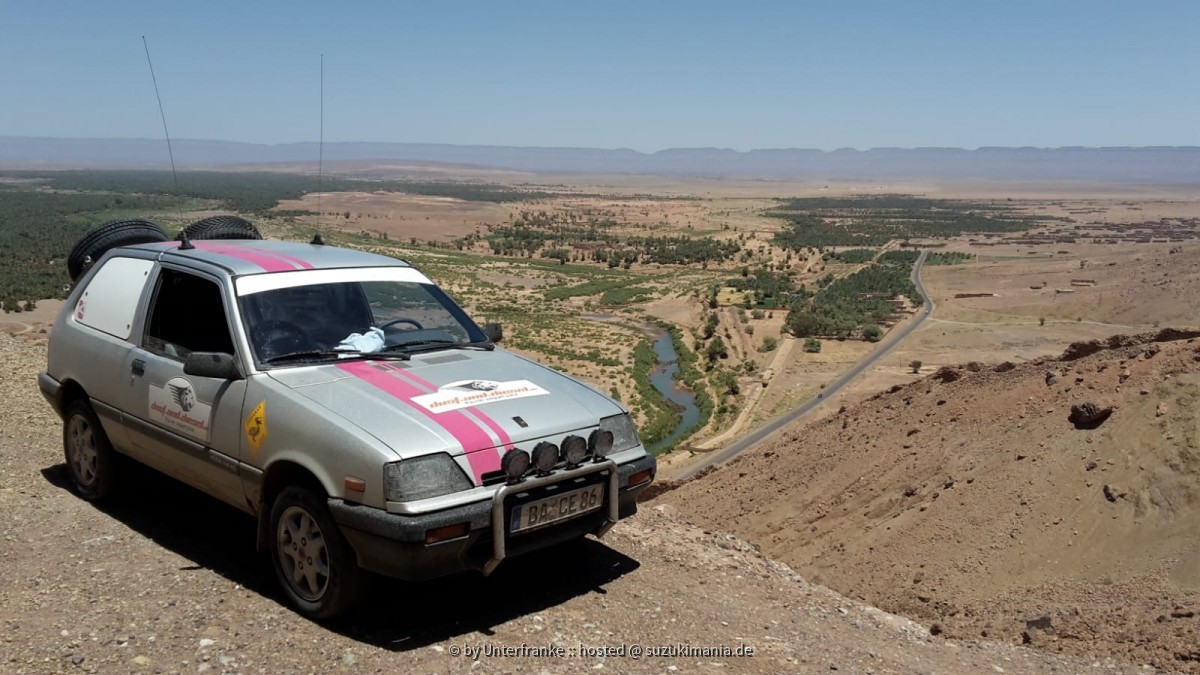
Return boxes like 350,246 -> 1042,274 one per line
673,250 -> 932,481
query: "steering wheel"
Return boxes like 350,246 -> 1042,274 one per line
253,319 -> 309,359
379,318 -> 424,331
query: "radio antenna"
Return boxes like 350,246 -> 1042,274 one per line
141,36 -> 184,224
316,53 -> 325,231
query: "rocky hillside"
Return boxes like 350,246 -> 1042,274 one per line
668,329 -> 1200,671
0,330 -> 1137,673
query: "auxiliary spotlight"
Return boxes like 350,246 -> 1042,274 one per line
501,448 -> 530,483
588,428 -> 614,460
532,441 -> 559,474
561,434 -> 589,466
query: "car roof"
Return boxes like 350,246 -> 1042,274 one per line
124,239 -> 410,276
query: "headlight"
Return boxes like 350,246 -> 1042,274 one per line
598,413 -> 640,456
383,454 -> 472,502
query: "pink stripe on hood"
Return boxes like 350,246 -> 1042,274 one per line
399,369 -> 515,452
336,361 -> 499,484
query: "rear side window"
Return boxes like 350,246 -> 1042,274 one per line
73,257 -> 155,340
143,269 -> 235,359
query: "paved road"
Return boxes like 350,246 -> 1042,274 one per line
672,250 -> 933,481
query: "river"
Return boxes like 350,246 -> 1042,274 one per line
646,332 -> 701,452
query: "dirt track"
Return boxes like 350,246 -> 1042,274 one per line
0,332 -> 1138,674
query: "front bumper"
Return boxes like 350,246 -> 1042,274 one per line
328,453 -> 656,580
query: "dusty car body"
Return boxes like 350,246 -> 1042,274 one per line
39,237 -> 656,617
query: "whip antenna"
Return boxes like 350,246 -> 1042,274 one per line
316,54 -> 324,230
142,36 -> 183,223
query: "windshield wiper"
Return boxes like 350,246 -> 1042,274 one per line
262,349 -> 411,364
383,339 -> 494,354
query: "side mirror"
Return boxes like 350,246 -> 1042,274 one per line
184,352 -> 242,380
481,322 -> 503,343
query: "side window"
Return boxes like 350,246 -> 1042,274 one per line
74,257 -> 156,340
143,269 -> 235,360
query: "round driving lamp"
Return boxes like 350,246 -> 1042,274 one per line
561,434 -> 588,466
588,429 -> 614,460
501,448 -> 530,482
532,441 -> 559,474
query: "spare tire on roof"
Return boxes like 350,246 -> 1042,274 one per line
177,215 -> 262,241
67,219 -> 168,282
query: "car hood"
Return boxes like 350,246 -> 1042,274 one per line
267,348 -> 621,466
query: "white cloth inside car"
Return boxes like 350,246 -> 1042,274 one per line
335,327 -> 385,356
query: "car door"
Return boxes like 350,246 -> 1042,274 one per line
120,265 -> 248,508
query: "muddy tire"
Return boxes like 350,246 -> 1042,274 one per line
177,215 -> 262,241
67,219 -> 167,281
269,486 -> 365,619
62,398 -> 118,501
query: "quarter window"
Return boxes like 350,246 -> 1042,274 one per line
73,257 -> 155,340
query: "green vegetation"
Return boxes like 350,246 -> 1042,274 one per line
599,286 -> 654,306
0,187 -> 192,303
462,209 -> 741,267
785,253 -> 918,339
925,251 -> 974,265
8,170 -> 552,212
723,268 -> 798,308
770,194 -> 1051,249
822,248 -> 876,264
803,337 -> 821,353
910,360 -> 923,373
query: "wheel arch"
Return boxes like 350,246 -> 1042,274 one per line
55,378 -> 89,416
255,459 -> 333,552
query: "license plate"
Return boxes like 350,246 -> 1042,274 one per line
511,484 -> 604,533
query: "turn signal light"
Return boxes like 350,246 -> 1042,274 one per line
425,522 -> 469,545
628,469 -> 653,487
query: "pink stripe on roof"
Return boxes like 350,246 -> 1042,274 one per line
190,241 -> 298,272
336,361 -> 499,485
247,247 -> 315,270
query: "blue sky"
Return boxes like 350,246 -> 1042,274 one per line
1,1 -> 1197,151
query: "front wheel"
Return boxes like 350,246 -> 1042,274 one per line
62,399 -> 117,500
268,486 -> 365,619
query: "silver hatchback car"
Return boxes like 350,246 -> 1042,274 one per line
40,234 -> 656,618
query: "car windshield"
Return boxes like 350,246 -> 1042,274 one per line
237,272 -> 487,366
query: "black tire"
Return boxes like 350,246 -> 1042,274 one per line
268,485 -> 365,619
67,219 -> 167,281
62,398 -> 118,501
177,215 -> 262,241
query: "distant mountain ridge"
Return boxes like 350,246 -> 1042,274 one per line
2,136 -> 1199,182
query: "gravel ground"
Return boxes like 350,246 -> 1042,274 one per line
0,333 -> 1144,674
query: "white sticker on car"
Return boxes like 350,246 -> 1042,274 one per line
411,379 -> 549,414
149,377 -> 213,442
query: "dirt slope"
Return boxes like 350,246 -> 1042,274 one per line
669,329 -> 1200,671
0,333 -> 1136,674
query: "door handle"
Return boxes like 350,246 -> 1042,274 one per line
131,359 -> 145,377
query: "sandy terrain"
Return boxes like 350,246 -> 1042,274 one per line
0,331 -> 1133,674
668,330 -> 1200,670
274,191 -> 510,242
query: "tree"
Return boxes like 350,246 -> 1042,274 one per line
910,360 -> 923,374
862,324 -> 883,342
705,336 -> 728,363
803,337 -> 821,353
1039,316 -> 1045,326
759,336 -> 778,353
